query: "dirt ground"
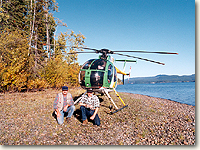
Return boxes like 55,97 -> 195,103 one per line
0,88 -> 195,145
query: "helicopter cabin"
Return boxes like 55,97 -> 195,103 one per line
79,58 -> 117,89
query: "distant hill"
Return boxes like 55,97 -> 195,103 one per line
125,74 -> 195,84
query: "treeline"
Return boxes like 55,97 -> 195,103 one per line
0,0 -> 85,92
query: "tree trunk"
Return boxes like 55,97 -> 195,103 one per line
45,0 -> 50,60
28,0 -> 36,56
34,25 -> 38,69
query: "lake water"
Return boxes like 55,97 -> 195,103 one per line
116,82 -> 195,106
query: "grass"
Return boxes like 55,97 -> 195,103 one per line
0,88 -> 195,145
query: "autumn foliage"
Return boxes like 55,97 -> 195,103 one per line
0,0 -> 85,92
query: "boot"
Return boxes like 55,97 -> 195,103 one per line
66,117 -> 71,123
82,119 -> 88,125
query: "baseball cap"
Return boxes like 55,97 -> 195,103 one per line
62,86 -> 68,91
87,88 -> 93,93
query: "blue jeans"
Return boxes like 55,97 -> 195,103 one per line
80,106 -> 100,126
57,105 -> 75,125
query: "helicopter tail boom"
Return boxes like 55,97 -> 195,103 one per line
115,59 -> 136,75
114,59 -> 136,84
115,67 -> 128,75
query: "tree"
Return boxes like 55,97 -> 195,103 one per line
0,0 -> 86,91
64,30 -> 86,65
0,0 -> 28,31
27,0 -> 57,77
43,0 -> 58,60
41,30 -> 86,88
0,29 -> 30,91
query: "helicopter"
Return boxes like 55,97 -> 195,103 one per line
68,47 -> 178,114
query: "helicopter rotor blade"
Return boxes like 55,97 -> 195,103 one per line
72,46 -> 99,51
72,46 -> 114,54
72,46 -> 178,55
114,52 -> 165,65
66,51 -> 97,54
112,50 -> 178,55
50,51 -> 97,56
72,46 -> 177,65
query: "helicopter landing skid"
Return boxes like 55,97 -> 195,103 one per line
74,91 -> 87,105
103,89 -> 128,114
110,105 -> 128,114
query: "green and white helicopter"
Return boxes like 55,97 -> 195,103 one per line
70,47 -> 178,114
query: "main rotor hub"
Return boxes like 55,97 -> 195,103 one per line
98,49 -> 114,59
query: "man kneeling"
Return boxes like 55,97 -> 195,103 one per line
53,86 -> 75,125
79,88 -> 100,126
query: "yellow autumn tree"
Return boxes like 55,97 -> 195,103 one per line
66,63 -> 81,87
0,29 -> 30,91
42,57 -> 68,88
41,30 -> 85,88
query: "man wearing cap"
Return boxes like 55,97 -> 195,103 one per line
53,86 -> 75,125
79,88 -> 100,126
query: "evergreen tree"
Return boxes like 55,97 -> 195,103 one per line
0,0 -> 28,31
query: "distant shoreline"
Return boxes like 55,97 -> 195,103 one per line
128,81 -> 195,84
125,74 -> 195,84
119,81 -> 195,85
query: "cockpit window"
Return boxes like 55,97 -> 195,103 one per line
90,59 -> 107,70
79,71 -> 85,86
108,64 -> 113,83
81,59 -> 95,69
114,67 -> 117,82
90,71 -> 104,87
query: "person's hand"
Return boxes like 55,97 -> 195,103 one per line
87,105 -> 93,109
63,105 -> 68,112
57,111 -> 61,119
90,115 -> 95,120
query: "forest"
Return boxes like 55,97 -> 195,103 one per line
0,0 -> 86,92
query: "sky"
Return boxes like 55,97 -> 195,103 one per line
53,0 -> 195,78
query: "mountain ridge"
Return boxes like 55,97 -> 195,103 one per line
125,74 -> 195,84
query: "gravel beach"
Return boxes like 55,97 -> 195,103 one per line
0,88 -> 195,145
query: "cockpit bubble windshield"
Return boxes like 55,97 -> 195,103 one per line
81,59 -> 95,69
90,59 -> 107,70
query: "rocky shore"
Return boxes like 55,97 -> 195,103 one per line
0,88 -> 195,145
